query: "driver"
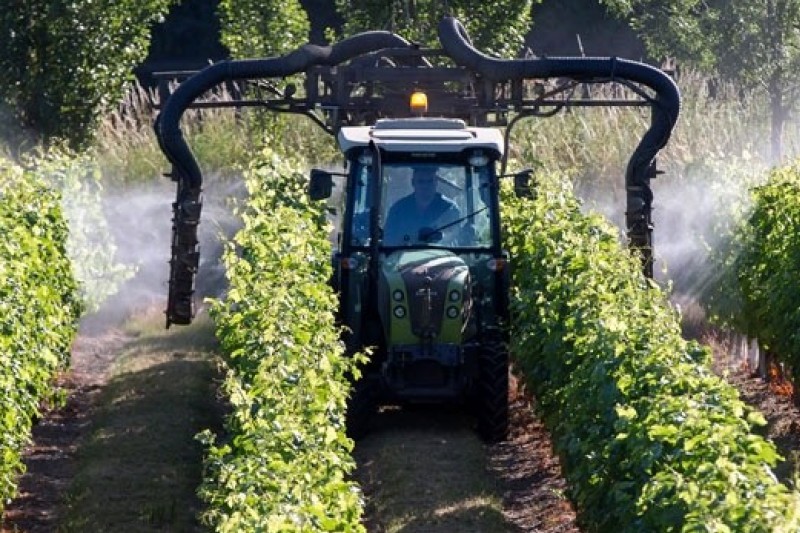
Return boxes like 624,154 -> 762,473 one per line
383,166 -> 461,245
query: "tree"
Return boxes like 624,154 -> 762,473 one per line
603,0 -> 800,164
0,0 -> 177,150
334,0 -> 537,58
215,0 -> 310,146
217,0 -> 310,58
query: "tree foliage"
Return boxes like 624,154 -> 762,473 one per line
603,0 -> 800,83
217,0 -> 310,58
334,0 -> 536,58
0,0 -> 176,150
602,0 -> 800,162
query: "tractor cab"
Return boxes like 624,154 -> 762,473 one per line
311,115 -> 511,440
340,117 -> 501,251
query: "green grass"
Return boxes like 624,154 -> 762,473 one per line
353,407 -> 508,532
59,312 -> 222,533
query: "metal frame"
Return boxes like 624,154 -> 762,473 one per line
155,50 -> 657,135
154,17 -> 680,327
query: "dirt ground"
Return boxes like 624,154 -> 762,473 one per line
488,379 -> 581,532
4,318 -> 800,532
726,370 -> 800,482
1,323 -> 130,532
0,378 -> 96,533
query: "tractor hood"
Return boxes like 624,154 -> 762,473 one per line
379,249 -> 471,346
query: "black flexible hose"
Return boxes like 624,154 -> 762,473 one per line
155,31 -> 414,326
156,18 -> 680,325
155,31 -> 414,190
437,16 -> 680,277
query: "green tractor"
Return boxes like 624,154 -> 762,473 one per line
154,17 -> 679,442
309,116 -> 518,440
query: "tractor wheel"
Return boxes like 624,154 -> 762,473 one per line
475,343 -> 509,443
346,377 -> 374,440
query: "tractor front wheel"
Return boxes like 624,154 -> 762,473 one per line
475,342 -> 509,443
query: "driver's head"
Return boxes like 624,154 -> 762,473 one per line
412,167 -> 438,203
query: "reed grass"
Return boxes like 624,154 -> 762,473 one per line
91,70 -> 798,209
93,84 -> 252,185
509,69 -> 781,194
93,82 -> 340,185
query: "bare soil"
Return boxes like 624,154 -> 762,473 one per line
489,379 -> 580,532
1,324 -> 130,532
5,314 -> 800,532
0,378 -> 97,533
726,369 -> 800,483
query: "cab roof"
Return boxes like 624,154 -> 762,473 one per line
338,118 -> 504,157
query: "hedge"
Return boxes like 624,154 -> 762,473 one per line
202,147 -> 365,532
503,173 -> 800,531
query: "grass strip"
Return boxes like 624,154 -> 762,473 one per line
60,313 -> 220,532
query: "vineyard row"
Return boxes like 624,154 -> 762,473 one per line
0,152 -> 134,514
202,147 -> 366,532
705,163 -> 800,392
4,152 -> 800,531
0,159 -> 82,506
503,173 -> 800,530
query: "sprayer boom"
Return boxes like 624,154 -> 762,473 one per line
154,16 -> 679,327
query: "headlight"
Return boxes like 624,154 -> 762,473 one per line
393,306 -> 406,318
340,257 -> 358,270
486,258 -> 507,271
449,290 -> 460,302
393,289 -> 404,302
446,306 -> 459,319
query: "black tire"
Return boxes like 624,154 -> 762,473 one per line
346,377 -> 375,440
475,343 -> 509,443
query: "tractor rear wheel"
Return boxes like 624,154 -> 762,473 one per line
475,342 -> 509,443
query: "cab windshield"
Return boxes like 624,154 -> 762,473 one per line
349,159 -> 494,249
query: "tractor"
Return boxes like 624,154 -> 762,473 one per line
154,17 -> 679,442
308,115 -> 515,440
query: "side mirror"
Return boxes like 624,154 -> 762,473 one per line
308,169 -> 333,200
513,169 -> 534,198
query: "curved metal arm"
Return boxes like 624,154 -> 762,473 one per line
156,31 -> 413,327
438,17 -> 680,277
156,17 -> 680,326
156,31 -> 414,191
